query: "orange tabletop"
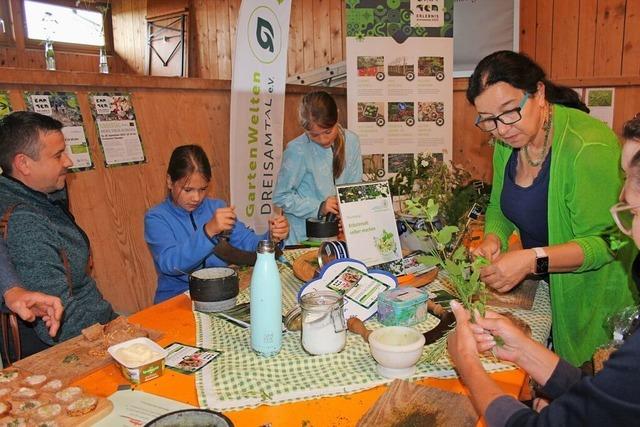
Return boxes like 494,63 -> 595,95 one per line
74,294 -> 527,426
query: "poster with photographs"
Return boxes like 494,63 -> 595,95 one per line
0,91 -> 12,118
89,92 -> 146,167
24,91 -> 94,171
346,0 -> 453,179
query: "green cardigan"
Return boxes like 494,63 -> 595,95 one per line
485,104 -> 638,366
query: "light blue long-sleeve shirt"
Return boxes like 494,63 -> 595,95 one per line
144,196 -> 267,303
274,129 -> 363,245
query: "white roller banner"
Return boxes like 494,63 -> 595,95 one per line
229,0 -> 291,232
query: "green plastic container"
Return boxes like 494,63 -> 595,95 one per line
377,288 -> 428,326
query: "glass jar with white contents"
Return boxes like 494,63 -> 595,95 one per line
300,291 -> 346,355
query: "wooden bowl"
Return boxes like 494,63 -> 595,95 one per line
292,249 -> 319,282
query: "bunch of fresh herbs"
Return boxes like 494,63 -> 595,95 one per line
404,197 -> 490,362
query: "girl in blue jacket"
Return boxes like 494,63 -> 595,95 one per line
145,145 -> 289,303
274,91 -> 363,245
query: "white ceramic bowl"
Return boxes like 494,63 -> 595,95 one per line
368,326 -> 425,378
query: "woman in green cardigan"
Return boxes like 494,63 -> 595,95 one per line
467,50 -> 637,366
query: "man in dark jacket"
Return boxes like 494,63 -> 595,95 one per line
0,111 -> 115,358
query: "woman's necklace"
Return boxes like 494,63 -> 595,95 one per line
523,106 -> 553,167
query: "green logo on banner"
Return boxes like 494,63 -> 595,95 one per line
248,6 -> 282,64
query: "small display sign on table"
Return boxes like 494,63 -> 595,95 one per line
336,181 -> 403,268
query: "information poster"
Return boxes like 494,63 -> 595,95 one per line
346,0 -> 454,179
0,91 -> 12,118
585,88 -> 615,128
337,181 -> 402,266
89,93 -> 146,167
24,91 -> 93,171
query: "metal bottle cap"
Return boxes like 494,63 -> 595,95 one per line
256,239 -> 276,254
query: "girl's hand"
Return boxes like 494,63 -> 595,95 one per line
206,206 -> 237,237
269,215 -> 289,242
321,196 -> 339,216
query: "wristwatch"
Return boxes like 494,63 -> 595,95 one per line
532,247 -> 549,275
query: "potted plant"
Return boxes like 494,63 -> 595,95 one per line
389,152 -> 489,254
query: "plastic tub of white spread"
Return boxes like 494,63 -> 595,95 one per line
108,337 -> 168,384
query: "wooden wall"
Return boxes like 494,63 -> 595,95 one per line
112,0 -> 346,79
519,0 -> 640,79
519,0 -> 640,134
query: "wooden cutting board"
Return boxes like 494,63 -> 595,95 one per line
357,379 -> 477,427
13,327 -> 162,384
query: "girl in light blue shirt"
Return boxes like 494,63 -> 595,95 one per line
274,91 -> 363,245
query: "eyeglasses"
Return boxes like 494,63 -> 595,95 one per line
610,202 -> 640,236
475,93 -> 530,132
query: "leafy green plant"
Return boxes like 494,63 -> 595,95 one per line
404,198 -> 489,315
404,197 -> 490,362
388,153 -> 488,228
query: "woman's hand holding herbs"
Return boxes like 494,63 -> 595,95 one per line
472,234 -> 502,262
473,309 -> 560,387
479,249 -> 535,293
472,310 -> 528,363
447,300 -> 484,369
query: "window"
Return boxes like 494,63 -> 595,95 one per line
0,0 -> 12,45
23,0 -> 111,51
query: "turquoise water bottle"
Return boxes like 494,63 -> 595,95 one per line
250,240 -> 282,356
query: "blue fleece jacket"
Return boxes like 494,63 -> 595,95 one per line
144,197 -> 267,303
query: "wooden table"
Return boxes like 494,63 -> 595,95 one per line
74,294 -> 528,426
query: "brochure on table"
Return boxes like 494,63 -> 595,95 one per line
337,181 -> 403,267
298,258 -> 397,321
93,390 -> 194,427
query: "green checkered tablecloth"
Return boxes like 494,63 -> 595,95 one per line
195,249 -> 552,411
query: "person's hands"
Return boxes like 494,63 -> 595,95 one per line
269,215 -> 289,243
447,300 -> 483,368
3,287 -> 63,337
473,310 -> 531,364
321,196 -> 339,216
206,206 -> 237,237
472,234 -> 502,262
479,249 -> 535,293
